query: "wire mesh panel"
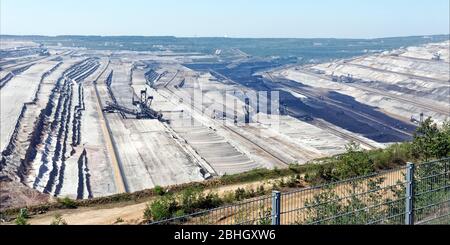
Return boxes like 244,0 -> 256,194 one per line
148,158 -> 450,225
279,168 -> 408,225
414,158 -> 450,225
149,195 -> 273,225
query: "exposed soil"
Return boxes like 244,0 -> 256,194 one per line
0,180 -> 50,211
22,177 -> 286,225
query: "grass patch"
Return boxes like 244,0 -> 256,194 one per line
219,164 -> 306,185
2,117 -> 448,221
57,197 -> 77,209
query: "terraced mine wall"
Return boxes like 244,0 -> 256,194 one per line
72,83 -> 85,147
35,60 -> 99,196
0,47 -> 48,59
0,62 -> 63,179
0,64 -> 34,89
32,62 -> 63,103
1,58 -> 100,199
76,149 -> 93,199
186,62 -> 417,143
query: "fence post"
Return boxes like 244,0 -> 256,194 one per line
445,160 -> 449,191
271,191 -> 281,225
405,162 -> 415,225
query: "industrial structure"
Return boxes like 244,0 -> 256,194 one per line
1,38 -> 449,211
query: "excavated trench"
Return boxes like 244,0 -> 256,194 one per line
1,58 -> 100,198
72,83 -> 85,147
0,64 -> 35,89
76,149 -> 93,199
105,70 -> 127,119
186,62 -> 417,143
0,62 -> 63,180
52,79 -> 74,195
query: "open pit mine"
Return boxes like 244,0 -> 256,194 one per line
1,38 -> 449,210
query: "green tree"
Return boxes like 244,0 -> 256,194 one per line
334,142 -> 374,179
412,118 -> 450,161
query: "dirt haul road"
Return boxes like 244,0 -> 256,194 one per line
26,178 -> 286,225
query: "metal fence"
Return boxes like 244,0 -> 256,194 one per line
149,158 -> 450,225
413,158 -> 450,224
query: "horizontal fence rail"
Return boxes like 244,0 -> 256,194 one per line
280,167 -> 408,225
149,158 -> 450,225
150,195 -> 273,225
413,158 -> 450,225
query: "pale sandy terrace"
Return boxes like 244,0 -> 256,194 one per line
272,41 -> 450,125
1,40 -> 448,211
0,61 -> 60,152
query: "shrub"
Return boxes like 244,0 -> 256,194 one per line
235,188 -> 246,201
222,192 -> 236,204
50,214 -> 67,225
217,165 -> 309,188
179,188 -> 201,213
180,188 -> 223,212
144,187 -> 226,222
114,217 -> 124,224
143,204 -> 152,221
304,163 -> 334,184
57,197 -> 77,209
257,205 -> 272,225
154,186 -> 165,196
334,142 -> 374,179
195,192 -> 223,210
273,167 -> 281,175
412,118 -> 450,161
370,143 -> 411,170
271,182 -> 279,191
287,175 -> 299,188
288,164 -> 302,173
147,195 -> 178,221
173,209 -> 185,218
15,215 -> 28,225
257,185 -> 266,196
15,209 -> 29,225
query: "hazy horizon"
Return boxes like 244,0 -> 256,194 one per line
2,34 -> 449,40
1,0 -> 449,39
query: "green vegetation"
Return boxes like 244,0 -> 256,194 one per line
300,176 -> 403,225
144,184 -> 277,223
153,186 -> 166,196
50,214 -> 67,225
305,118 -> 449,184
114,217 -> 125,224
304,143 -> 411,184
301,156 -> 450,225
144,188 -> 224,222
0,161 -> 309,219
145,195 -> 178,221
57,197 -> 78,209
412,119 -> 450,161
14,209 -> 29,225
300,118 -> 450,224
3,118 -> 448,224
257,206 -> 273,225
220,165 -> 304,185
150,118 -> 449,224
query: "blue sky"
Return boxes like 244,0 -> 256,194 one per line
1,0 -> 449,38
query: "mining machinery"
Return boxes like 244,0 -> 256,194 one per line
104,88 -> 165,121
